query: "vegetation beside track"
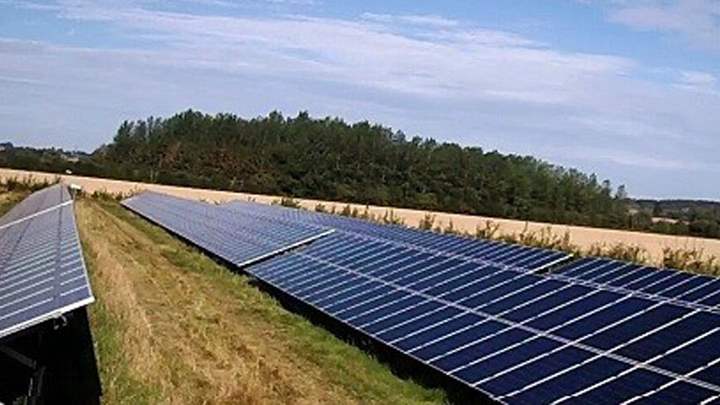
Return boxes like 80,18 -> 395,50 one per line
76,198 -> 446,404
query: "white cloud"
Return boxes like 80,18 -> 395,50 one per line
361,13 -> 459,28
680,70 -> 717,85
1,1 -> 719,198
606,0 -> 720,51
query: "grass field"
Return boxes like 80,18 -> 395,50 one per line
75,198 -> 447,404
2,167 -> 719,266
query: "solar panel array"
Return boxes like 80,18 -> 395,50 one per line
555,257 -> 720,313
223,200 -> 570,273
0,184 -> 94,340
127,195 -> 720,404
122,192 -> 334,267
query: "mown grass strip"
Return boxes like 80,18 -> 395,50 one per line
78,207 -> 162,404
81,199 -> 447,404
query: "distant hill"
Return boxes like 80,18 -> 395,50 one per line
1,109 -> 718,239
633,199 -> 720,215
628,199 -> 720,237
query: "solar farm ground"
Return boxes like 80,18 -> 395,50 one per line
75,198 -> 447,404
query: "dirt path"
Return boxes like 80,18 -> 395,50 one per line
76,199 -> 443,405
5,167 -> 719,265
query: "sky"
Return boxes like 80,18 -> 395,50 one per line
0,0 -> 718,200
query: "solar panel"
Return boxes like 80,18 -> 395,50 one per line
248,234 -> 720,403
554,257 -> 720,312
121,192 -> 334,267
0,184 -> 94,340
223,200 -> 571,272
128,196 -> 720,403
0,184 -> 72,228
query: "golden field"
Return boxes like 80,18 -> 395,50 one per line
2,167 -> 719,266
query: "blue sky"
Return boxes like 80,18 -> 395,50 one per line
0,0 -> 718,200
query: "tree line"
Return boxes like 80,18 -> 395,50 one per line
1,109 -> 718,239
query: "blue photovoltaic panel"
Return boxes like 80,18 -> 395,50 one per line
0,184 -> 72,227
554,257 -> 720,312
223,200 -> 571,272
0,184 -> 94,340
248,234 -> 720,404
121,192 -> 334,267
132,196 -> 720,403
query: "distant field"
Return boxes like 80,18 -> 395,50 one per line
75,198 -> 445,404
2,167 -> 720,265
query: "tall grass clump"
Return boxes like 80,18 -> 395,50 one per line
338,204 -> 360,218
475,220 -> 500,240
0,174 -> 61,192
663,247 -> 719,275
419,213 -> 436,231
587,243 -> 649,264
441,220 -> 461,235
272,196 -> 301,208
382,209 -> 405,226
359,206 -> 374,221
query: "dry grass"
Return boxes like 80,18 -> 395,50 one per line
0,189 -> 30,216
662,247 -> 719,276
76,199 -> 445,405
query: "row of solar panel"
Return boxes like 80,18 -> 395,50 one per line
123,193 -> 720,404
0,184 -> 72,227
223,200 -> 720,313
249,232 -> 720,404
223,200 -> 571,272
556,257 -> 720,312
122,192 -> 333,267
0,185 -> 94,340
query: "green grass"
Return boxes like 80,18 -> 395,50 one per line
90,199 -> 447,404
79,214 -> 164,404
